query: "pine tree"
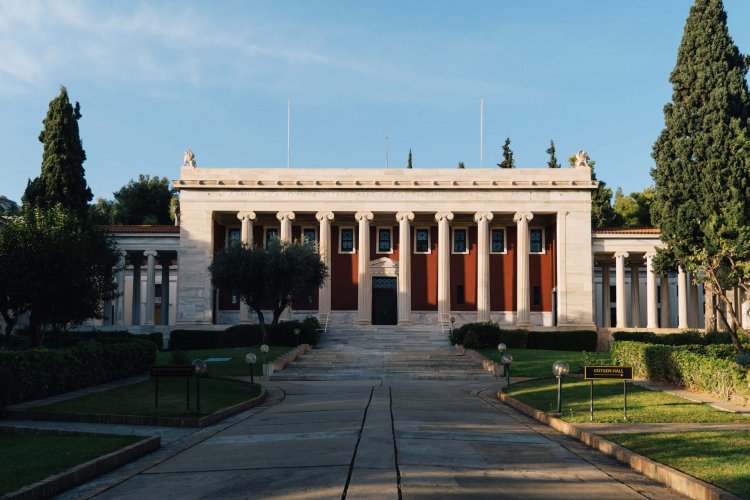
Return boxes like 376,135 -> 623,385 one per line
23,86 -> 93,216
546,140 -> 561,168
497,138 -> 515,168
407,149 -> 413,169
651,0 -> 750,350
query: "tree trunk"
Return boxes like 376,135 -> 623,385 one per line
253,307 -> 269,345
28,314 -> 44,348
704,289 -> 716,331
715,292 -> 745,354
1,309 -> 17,337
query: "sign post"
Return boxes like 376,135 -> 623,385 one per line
150,365 -> 195,410
583,366 -> 633,421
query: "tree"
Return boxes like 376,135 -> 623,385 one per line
23,87 -> 92,216
0,196 -> 20,216
407,149 -> 413,169
568,154 -> 617,228
89,197 -> 116,225
113,175 -> 176,225
651,0 -> 750,352
546,140 -> 561,168
0,206 -> 119,345
498,138 -> 515,168
613,187 -> 655,227
209,239 -> 327,343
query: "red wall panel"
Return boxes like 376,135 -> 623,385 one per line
331,226 -> 358,310
450,226 -> 477,311
412,226 -> 438,310
529,225 -> 555,312
490,226 -> 516,312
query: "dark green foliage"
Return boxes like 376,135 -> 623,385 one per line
651,0 -> 750,352
568,154 -> 617,228
407,149 -> 413,169
611,341 -> 750,402
463,330 -> 479,349
497,138 -> 515,168
0,196 -> 20,216
169,318 -> 321,350
171,350 -> 189,365
219,324 -> 264,348
546,140 -> 560,168
23,87 -> 92,216
34,331 -> 163,351
88,197 -> 116,225
458,161 -> 465,169
0,339 -> 156,409
450,322 -> 597,351
612,330 -> 734,346
613,187 -> 655,228
168,330 -> 220,350
113,175 -> 177,225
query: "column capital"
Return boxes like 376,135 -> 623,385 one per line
513,211 -> 534,223
434,211 -> 454,223
276,211 -> 296,222
237,211 -> 256,222
355,211 -> 374,222
396,212 -> 415,223
473,212 -> 494,223
316,211 -> 335,222
143,250 -> 158,258
644,251 -> 657,259
614,251 -> 630,259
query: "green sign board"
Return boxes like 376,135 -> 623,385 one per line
584,366 -> 633,380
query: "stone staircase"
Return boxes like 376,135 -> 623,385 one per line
270,325 -> 498,381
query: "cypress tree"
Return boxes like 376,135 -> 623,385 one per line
497,138 -> 515,168
407,149 -> 413,169
458,161 -> 465,169
546,140 -> 561,168
23,86 -> 93,216
651,0 -> 750,350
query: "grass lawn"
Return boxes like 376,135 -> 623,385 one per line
156,346 -> 291,377
506,377 -> 748,423
608,431 -> 750,498
479,348 -> 610,378
0,433 -> 141,495
30,377 -> 261,417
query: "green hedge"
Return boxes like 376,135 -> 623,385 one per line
0,339 -> 157,409
610,341 -> 750,403
169,317 -> 322,350
611,330 -> 733,346
451,322 -> 597,351
15,330 -> 164,351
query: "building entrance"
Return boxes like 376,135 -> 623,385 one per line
372,277 -> 397,325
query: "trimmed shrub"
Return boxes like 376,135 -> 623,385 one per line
0,339 -> 156,409
463,330 -> 479,349
168,317 -> 323,350
612,330 -> 733,346
610,341 -> 750,403
169,330 -> 219,350
22,330 -> 164,351
526,330 -> 597,351
219,325 -> 263,348
268,317 -> 322,346
451,322 -> 595,351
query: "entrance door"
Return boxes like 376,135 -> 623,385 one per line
372,277 -> 397,325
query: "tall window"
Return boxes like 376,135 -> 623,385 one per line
302,228 -> 317,249
491,228 -> 505,253
453,228 -> 467,253
265,227 -> 279,247
415,228 -> 430,253
530,228 -> 544,253
340,227 -> 354,253
228,228 -> 241,246
378,228 -> 392,253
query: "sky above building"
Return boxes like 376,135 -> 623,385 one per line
1,0 -> 749,204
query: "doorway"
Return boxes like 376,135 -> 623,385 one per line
372,277 -> 397,325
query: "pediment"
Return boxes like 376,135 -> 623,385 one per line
369,257 -> 398,270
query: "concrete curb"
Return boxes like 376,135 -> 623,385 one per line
3,386 -> 268,428
0,429 -> 160,500
497,391 -> 741,500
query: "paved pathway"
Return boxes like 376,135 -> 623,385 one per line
56,380 -> 683,499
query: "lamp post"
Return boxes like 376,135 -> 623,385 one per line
293,328 -> 300,346
245,352 -> 257,385
450,316 -> 455,334
192,359 -> 207,414
260,344 -> 269,376
501,353 -> 513,389
552,360 -> 570,417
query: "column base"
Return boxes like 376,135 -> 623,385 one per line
398,319 -> 413,326
516,320 -> 531,328
357,320 -> 371,325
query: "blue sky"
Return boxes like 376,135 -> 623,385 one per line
1,0 -> 749,204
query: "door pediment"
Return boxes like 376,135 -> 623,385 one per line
370,257 -> 398,276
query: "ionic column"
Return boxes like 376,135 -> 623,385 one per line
688,273 -> 699,327
474,212 -> 493,322
237,211 -> 256,246
614,251 -> 629,328
601,263 -> 611,327
435,212 -> 454,318
114,251 -> 126,326
316,211 -> 335,316
131,254 -> 142,326
678,266 -> 688,329
660,276 -> 670,328
277,211 -> 295,241
514,211 -> 533,327
143,250 -> 158,326
556,211 -> 568,325
397,212 -> 415,324
355,211 -> 374,324
160,257 -> 170,326
630,262 -> 641,327
646,252 -> 658,329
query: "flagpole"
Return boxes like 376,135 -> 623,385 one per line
287,99 -> 291,169
480,98 -> 484,168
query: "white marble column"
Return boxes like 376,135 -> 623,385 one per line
630,262 -> 641,328
316,211 -> 334,317
556,211 -> 568,325
660,276 -> 670,328
514,211 -> 533,328
646,252 -> 658,329
237,211 -> 256,246
143,250 -> 158,326
688,273 -> 699,327
131,254 -> 141,326
397,212 -> 414,325
474,212 -> 493,322
614,251 -> 629,328
277,211 -> 295,242
160,258 -> 170,326
355,211 -> 374,324
601,263 -> 611,328
114,251 -> 126,326
677,266 -> 688,329
435,212 -> 454,319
